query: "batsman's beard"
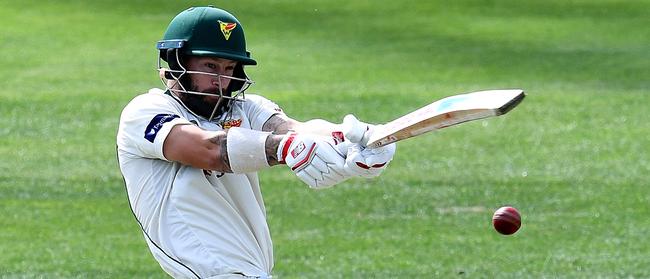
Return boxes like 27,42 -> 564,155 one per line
178,86 -> 231,120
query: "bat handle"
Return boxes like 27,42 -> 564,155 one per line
342,114 -> 370,147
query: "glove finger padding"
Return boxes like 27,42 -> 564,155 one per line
339,114 -> 396,178
342,114 -> 371,146
279,133 -> 349,189
306,156 -> 328,178
344,142 -> 396,178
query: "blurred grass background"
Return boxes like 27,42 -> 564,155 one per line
0,0 -> 648,277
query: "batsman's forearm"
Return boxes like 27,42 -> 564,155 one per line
206,132 -> 233,172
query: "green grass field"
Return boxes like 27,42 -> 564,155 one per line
1,0 -> 649,278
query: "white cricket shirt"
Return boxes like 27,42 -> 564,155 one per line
116,88 -> 281,278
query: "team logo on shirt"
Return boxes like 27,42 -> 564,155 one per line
144,114 -> 180,143
221,118 -> 242,129
218,21 -> 237,40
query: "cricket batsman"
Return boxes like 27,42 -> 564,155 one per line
116,6 -> 396,278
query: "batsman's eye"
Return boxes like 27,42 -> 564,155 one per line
205,63 -> 217,70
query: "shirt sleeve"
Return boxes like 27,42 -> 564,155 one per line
117,92 -> 192,161
242,94 -> 285,131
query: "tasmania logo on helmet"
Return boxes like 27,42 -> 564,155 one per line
218,21 -> 237,40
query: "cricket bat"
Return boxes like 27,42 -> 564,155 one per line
345,89 -> 525,149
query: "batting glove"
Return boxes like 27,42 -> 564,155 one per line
341,114 -> 396,178
278,133 -> 350,189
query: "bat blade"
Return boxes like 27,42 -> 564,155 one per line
366,89 -> 525,148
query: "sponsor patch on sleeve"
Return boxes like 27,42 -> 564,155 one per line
144,114 -> 180,143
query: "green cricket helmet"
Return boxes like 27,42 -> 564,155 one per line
156,6 -> 256,121
158,6 -> 256,65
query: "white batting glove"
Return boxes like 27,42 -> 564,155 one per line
278,133 -> 349,189
341,114 -> 396,178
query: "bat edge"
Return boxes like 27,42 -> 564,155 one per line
496,90 -> 525,115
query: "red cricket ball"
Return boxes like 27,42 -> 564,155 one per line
492,206 -> 521,235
